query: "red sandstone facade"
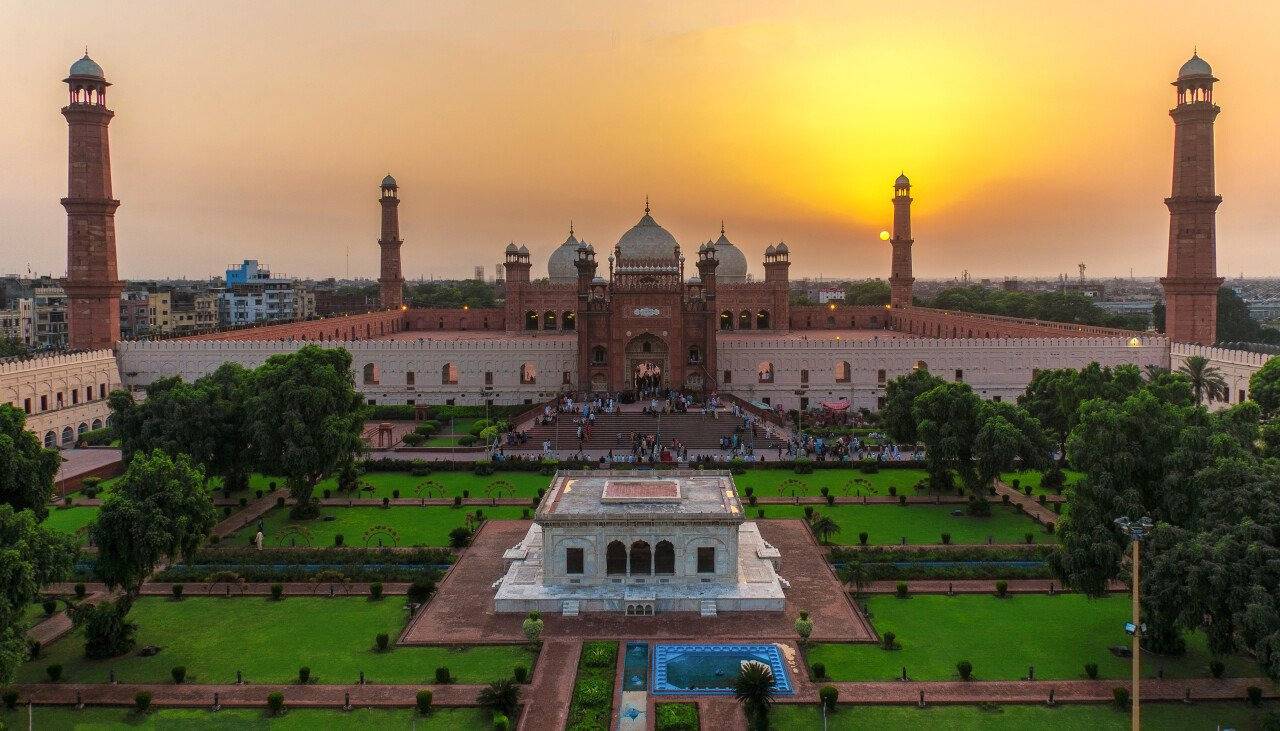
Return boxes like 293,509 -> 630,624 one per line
62,54 -> 123,351
1161,53 -> 1224,345
889,174 -> 915,309
377,176 -> 405,310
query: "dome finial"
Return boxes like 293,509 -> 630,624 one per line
720,220 -> 725,236
569,219 -> 574,237
644,195 -> 650,215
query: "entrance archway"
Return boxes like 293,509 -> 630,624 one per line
625,334 -> 668,394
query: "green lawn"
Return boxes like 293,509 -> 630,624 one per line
16,596 -> 533,685
1000,468 -> 1084,497
753,504 -> 1054,545
772,702 -> 1279,730
734,468 -> 931,498
41,506 -> 99,543
224,506 -> 528,548
92,473 -> 282,498
1,707 -> 492,730
807,594 -> 1261,681
315,471 -> 552,500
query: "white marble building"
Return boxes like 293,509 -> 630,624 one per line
494,470 -> 785,616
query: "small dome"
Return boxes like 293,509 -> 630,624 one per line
547,229 -> 582,283
517,245 -> 529,255
765,244 -> 777,256
712,230 -> 748,283
381,174 -> 397,188
617,206 -> 680,260
776,242 -> 790,254
895,172 -> 910,188
1178,52 -> 1212,79
505,243 -> 519,253
687,275 -> 702,284
591,275 -> 606,284
69,53 -> 104,79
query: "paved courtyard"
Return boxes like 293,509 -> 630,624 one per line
401,518 -> 873,644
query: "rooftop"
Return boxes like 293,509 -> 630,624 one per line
538,470 -> 742,522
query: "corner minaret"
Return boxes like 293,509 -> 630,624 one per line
62,52 -> 123,350
889,173 -> 915,309
378,175 -> 405,310
1160,52 -> 1224,345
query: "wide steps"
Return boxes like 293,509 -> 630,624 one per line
700,600 -> 718,617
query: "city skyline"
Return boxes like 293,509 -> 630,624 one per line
3,1 -> 1279,282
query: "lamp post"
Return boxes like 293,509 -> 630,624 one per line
1114,515 -> 1153,731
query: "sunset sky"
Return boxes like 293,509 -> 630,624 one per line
2,1 -> 1278,282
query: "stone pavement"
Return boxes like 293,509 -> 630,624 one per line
994,478 -> 1061,526
211,493 -> 280,538
795,677 -> 1277,705
401,519 -> 874,645
516,639 -> 580,731
859,579 -> 1126,595
12,682 -> 483,708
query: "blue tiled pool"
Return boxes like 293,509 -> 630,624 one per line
652,643 -> 793,695
623,642 -> 649,691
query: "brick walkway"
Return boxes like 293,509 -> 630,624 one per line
11,682 -> 482,708
401,519 -> 874,645
796,677 -> 1277,705
993,479 -> 1061,526
516,639 -> 580,731
859,579 -> 1126,595
211,493 -> 281,538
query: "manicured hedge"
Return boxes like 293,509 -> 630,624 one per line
364,404 -> 415,420
565,641 -> 618,731
830,545 -> 1055,580
655,702 -> 699,731
151,547 -> 453,583
76,427 -> 114,447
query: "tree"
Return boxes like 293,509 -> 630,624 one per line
880,369 -> 945,445
0,505 -> 77,683
1216,287 -> 1280,345
1178,355 -> 1227,405
838,555 -> 871,602
0,339 -> 28,358
249,345 -> 364,518
84,450 -> 217,657
808,515 -> 839,545
735,660 -> 775,731
928,285 -> 1147,330
477,678 -> 520,718
844,279 -> 890,306
1249,357 -> 1280,415
193,363 -> 255,492
0,404 -> 61,519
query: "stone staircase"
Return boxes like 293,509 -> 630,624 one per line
561,600 -> 579,617
520,410 -> 787,452
700,600 -> 718,617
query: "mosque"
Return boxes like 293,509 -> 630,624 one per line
3,51 -> 1270,450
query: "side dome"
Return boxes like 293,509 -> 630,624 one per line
617,208 -> 679,260
713,230 -> 748,283
505,242 -> 519,253
1178,52 -> 1212,79
547,229 -> 581,283
69,53 -> 104,79
381,174 -> 397,188
895,172 -> 910,188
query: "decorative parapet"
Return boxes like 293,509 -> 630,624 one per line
0,349 -> 118,375
1171,342 -> 1274,367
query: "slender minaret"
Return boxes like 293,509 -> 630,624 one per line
378,175 -> 405,310
889,173 -> 915,309
1160,52 -> 1223,345
62,52 -> 123,350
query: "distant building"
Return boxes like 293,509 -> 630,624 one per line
315,289 -> 379,317
0,306 -> 23,344
217,260 -> 314,326
817,287 -> 845,304
171,291 -> 218,333
32,286 -> 68,350
119,291 -> 150,339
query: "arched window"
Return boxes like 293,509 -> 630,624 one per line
606,541 -> 627,575
44,431 -> 56,448
758,361 -> 774,383
442,363 -> 459,385
562,311 -> 575,330
757,310 -> 770,329
61,426 -> 74,445
914,360 -> 927,371
688,346 -> 702,364
520,362 -> 537,385
525,311 -> 539,330
543,311 -> 557,330
739,310 -> 752,329
630,541 -> 652,575
591,346 -> 606,365
77,423 -> 88,436
363,363 -> 379,385
835,361 -> 851,383
92,418 -> 102,430
720,311 -> 733,330
655,540 -> 675,574
642,340 -> 652,353
826,315 -> 835,326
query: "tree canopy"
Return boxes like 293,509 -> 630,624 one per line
0,504 -> 77,682
0,404 -> 61,520
1017,363 -> 1145,458
406,279 -> 496,309
844,279 -> 891,306
927,285 -> 1148,330
1249,357 -> 1280,415
879,368 -> 945,445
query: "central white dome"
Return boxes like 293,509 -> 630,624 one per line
713,230 -> 748,283
617,209 -> 679,260
547,229 -> 581,283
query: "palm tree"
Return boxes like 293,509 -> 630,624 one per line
477,679 -> 520,719
1178,355 -> 1227,405
735,661 -> 775,731
808,515 -> 839,545
1143,363 -> 1170,381
839,556 -> 871,603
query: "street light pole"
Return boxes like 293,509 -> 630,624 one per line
1115,515 -> 1153,731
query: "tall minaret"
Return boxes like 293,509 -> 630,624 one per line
1160,52 -> 1223,345
889,173 -> 915,309
378,175 -> 405,310
62,53 -> 123,351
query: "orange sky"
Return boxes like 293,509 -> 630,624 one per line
2,1 -> 1279,281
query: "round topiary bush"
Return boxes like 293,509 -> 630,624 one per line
1113,686 -> 1130,708
895,582 -> 909,599
267,691 -> 285,716
298,666 -> 310,684
135,691 -> 152,714
812,662 -> 826,679
883,631 -> 897,650
819,685 -> 839,711
435,666 -> 452,684
1084,662 -> 1098,679
956,660 -> 973,681
171,666 -> 186,683
375,633 -> 389,652
416,689 -> 432,715
513,665 -> 528,683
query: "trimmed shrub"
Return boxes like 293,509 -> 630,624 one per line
382,497 -> 390,508
1002,494 -> 1010,504
1210,659 -> 1225,679
298,666 -> 311,684
2,690 -> 18,710
407,578 -> 437,604
453,496 -> 462,507
899,495 -> 907,506
28,640 -> 40,660
1249,686 -> 1264,707
956,660 -> 973,681
995,580 -> 1009,598
334,534 -> 344,547
888,486 -> 898,497
74,583 -> 86,599
270,583 -> 283,601
1085,662 -> 1098,679
46,664 -> 62,682
895,582 -> 909,598
267,691 -> 285,716
514,665 -> 529,683
239,497 -> 248,508
171,584 -> 184,600
757,509 -> 765,519
134,691 -> 152,714
1113,686 -> 1130,708
416,689 -> 432,715
819,685 -> 839,711
323,489 -> 331,499
804,506 -> 814,520
171,666 -> 186,683
941,533 -> 951,545
826,494 -> 835,506
375,633 -> 390,652
435,666 -> 452,684
859,531 -> 869,546
749,495 -> 758,507
276,496 -> 285,508
42,598 -> 57,616
744,486 -> 754,497
370,582 -> 384,600
392,489 -> 401,499
812,662 -> 826,679
882,631 -> 897,650
1025,532 -> 1035,545
256,489 -> 263,499
492,713 -> 510,731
